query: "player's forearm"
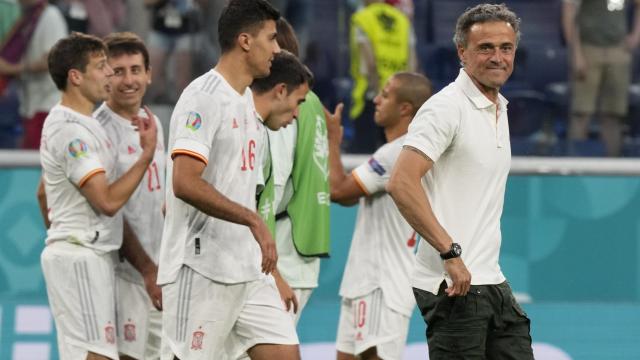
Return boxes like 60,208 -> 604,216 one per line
106,155 -> 153,213
328,140 -> 350,199
388,171 -> 452,254
36,177 -> 50,229
561,2 -> 580,50
121,219 -> 156,276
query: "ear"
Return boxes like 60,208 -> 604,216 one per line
275,83 -> 287,98
399,102 -> 413,117
146,66 -> 153,85
457,44 -> 466,66
238,33 -> 251,52
68,69 -> 83,87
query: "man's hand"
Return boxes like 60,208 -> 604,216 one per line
444,257 -> 471,297
324,103 -> 344,145
572,50 -> 588,80
142,266 -> 163,310
132,105 -> 158,159
273,271 -> 298,313
249,216 -> 277,275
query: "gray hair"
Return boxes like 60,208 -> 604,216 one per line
453,3 -> 521,48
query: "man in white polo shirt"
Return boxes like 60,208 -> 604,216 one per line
157,1 -> 302,359
327,71 -> 432,360
388,4 -> 534,359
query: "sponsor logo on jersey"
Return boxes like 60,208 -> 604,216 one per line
186,111 -> 202,131
124,320 -> 136,342
368,157 -> 386,176
313,115 -> 329,180
127,145 -> 136,154
191,327 -> 205,350
232,118 -> 239,129
407,231 -> 417,248
105,322 -> 116,344
68,139 -> 88,158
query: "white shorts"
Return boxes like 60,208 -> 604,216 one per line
41,242 -> 118,360
115,274 -> 162,359
336,289 -> 410,360
161,266 -> 299,360
291,288 -> 313,325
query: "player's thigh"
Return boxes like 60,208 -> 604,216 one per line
41,242 -> 118,359
161,266 -> 246,360
228,276 -> 299,359
115,276 -> 154,359
413,285 -> 488,360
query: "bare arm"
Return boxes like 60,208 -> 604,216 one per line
172,155 -> 276,274
324,103 -> 365,206
121,219 -> 162,310
36,177 -> 50,229
561,1 -> 586,77
272,269 -> 298,313
80,111 -> 157,216
387,147 -> 471,296
626,0 -> 640,49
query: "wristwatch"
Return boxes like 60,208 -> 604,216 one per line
440,243 -> 462,260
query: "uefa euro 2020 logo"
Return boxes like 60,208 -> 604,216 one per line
186,111 -> 202,131
68,139 -> 88,158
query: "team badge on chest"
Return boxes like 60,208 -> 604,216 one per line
124,319 -> 136,342
104,322 -> 116,344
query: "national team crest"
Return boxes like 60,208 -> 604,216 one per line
124,320 -> 136,342
104,322 -> 116,344
191,327 -> 205,350
313,115 -> 329,180
68,139 -> 88,158
185,111 -> 202,131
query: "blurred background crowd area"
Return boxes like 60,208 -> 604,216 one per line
2,0 -> 640,156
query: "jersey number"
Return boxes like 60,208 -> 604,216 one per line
356,300 -> 367,328
147,161 -> 161,191
240,139 -> 256,171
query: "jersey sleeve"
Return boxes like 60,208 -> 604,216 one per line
61,124 -> 105,187
352,142 -> 398,196
170,92 -> 219,165
403,96 -> 459,163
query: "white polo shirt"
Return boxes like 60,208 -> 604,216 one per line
339,135 -> 417,316
40,104 -> 122,253
95,103 -> 166,284
158,69 -> 266,285
404,69 -> 510,295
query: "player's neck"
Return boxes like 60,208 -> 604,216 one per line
215,54 -> 253,95
384,121 -> 409,143
106,100 -> 140,121
60,90 -> 96,117
252,94 -> 270,122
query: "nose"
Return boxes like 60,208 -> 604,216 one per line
122,70 -> 133,85
274,40 -> 281,54
373,93 -> 381,105
489,48 -> 504,63
105,64 -> 114,77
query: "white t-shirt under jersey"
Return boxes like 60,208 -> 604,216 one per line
95,103 -> 166,284
339,135 -> 417,316
158,69 -> 266,285
40,104 -> 122,253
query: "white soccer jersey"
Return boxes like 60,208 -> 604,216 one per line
40,104 -> 122,253
95,103 -> 166,283
339,135 -> 417,316
158,69 -> 266,285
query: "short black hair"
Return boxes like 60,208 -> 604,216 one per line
48,32 -> 107,91
251,50 -> 313,94
218,0 -> 280,53
103,32 -> 150,70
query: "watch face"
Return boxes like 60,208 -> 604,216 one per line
452,243 -> 462,256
